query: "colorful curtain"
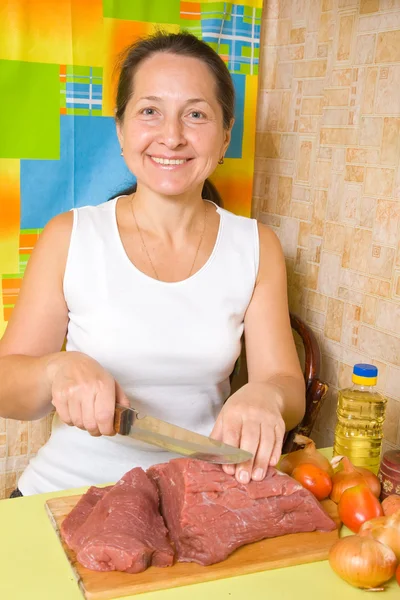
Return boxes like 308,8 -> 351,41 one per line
0,0 -> 262,336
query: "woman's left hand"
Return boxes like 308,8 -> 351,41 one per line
210,382 -> 286,484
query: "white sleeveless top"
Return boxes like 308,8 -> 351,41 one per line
18,197 -> 259,495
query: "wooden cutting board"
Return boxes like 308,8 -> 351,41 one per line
45,494 -> 341,600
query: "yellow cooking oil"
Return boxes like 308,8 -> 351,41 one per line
333,364 -> 387,474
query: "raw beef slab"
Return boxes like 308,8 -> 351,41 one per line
60,467 -> 174,573
147,458 -> 337,566
61,485 -> 112,547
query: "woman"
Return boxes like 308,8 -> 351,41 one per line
0,32 -> 305,496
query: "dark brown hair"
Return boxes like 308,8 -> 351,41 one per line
110,31 -> 235,206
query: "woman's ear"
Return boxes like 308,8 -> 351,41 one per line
222,118 -> 235,155
116,120 -> 124,150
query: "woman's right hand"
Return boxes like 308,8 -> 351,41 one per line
46,351 -> 131,436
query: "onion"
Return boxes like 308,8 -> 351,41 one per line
329,535 -> 397,590
359,510 -> 400,561
330,455 -> 381,503
382,494 -> 400,516
278,435 -> 333,476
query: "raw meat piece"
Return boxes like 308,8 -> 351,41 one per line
61,467 -> 174,573
61,485 -> 112,548
147,458 -> 337,566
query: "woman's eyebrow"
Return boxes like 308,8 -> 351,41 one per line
138,95 -> 210,105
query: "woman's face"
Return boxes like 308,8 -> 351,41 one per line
116,52 -> 232,198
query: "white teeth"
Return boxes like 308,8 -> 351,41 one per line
151,157 -> 188,165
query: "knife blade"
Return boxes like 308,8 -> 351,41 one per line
114,404 -> 253,465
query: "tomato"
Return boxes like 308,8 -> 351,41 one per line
338,483 -> 383,533
292,463 -> 333,501
396,564 -> 400,587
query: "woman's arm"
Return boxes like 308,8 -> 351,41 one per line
211,223 -> 305,482
0,212 -> 72,419
243,223 -> 306,431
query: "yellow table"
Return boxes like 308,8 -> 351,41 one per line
0,448 -> 398,600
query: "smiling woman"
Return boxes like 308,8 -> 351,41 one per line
0,31 -> 305,496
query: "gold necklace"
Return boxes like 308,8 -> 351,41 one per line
130,199 -> 208,281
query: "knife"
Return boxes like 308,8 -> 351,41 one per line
113,404 -> 253,465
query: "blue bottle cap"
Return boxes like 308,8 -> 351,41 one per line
353,363 -> 378,378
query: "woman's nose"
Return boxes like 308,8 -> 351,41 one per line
159,117 -> 186,148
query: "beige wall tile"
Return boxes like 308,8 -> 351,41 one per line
311,189 -> 328,235
322,109 -> 349,126
294,60 -> 327,78
315,161 -> 332,188
291,201 -> 311,220
337,14 -> 355,62
324,222 -> 345,253
320,128 -> 358,145
376,30 -> 400,64
346,148 -> 380,164
359,117 -> 383,146
256,132 -> 281,158
278,217 -> 299,259
308,290 -> 328,312
276,176 -> 293,216
385,365 -> 400,399
362,67 -> 378,114
307,308 -> 326,329
324,88 -> 350,107
298,221 -> 311,247
302,98 -> 324,115
355,34 -> 376,65
327,173 -> 345,222
261,173 -> 278,212
383,398 -> 400,444
259,213 -> 281,228
278,46 -> 305,62
373,199 -> 400,246
345,165 -> 364,182
360,197 -> 376,229
291,28 -> 306,44
318,251 -> 342,295
276,63 -> 294,90
376,299 -> 400,335
349,228 -> 373,272
358,15 -> 382,33
296,140 -> 313,182
375,66 -> 400,114
278,91 -> 291,131
365,167 -> 395,196
369,245 -> 395,279
319,12 -> 333,43
325,298 -> 345,342
362,295 -> 377,325
359,325 -> 400,364
307,263 -> 320,290
298,116 -> 320,133
360,0 -> 379,13
305,33 -> 319,59
381,118 -> 400,165
303,80 -> 326,96
331,68 -> 353,86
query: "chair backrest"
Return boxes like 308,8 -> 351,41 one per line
229,312 -> 329,455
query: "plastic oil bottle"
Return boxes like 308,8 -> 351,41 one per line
333,364 -> 387,474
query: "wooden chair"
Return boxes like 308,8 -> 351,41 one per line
229,312 -> 329,455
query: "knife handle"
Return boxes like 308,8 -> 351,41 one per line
114,404 -> 136,435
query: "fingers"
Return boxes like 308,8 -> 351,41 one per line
235,421 -> 260,484
94,379 -> 119,436
81,394 -> 101,437
270,421 -> 285,466
220,412 -> 242,476
115,382 -> 131,409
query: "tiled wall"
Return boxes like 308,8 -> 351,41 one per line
254,0 -> 400,451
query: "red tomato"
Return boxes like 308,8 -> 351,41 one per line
396,564 -> 400,587
292,463 -> 333,501
338,483 -> 383,533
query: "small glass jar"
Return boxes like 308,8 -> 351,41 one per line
378,450 -> 400,500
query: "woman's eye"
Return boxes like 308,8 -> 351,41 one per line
141,108 -> 156,116
189,111 -> 204,119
